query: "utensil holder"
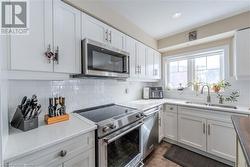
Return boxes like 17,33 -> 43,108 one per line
19,117 -> 38,132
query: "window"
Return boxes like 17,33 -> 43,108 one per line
165,48 -> 225,89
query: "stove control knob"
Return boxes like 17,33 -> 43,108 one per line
102,126 -> 110,132
110,124 -> 116,129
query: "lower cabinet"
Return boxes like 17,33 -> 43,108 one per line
207,120 -> 236,162
158,105 -> 164,142
177,106 -> 237,162
63,148 -> 95,167
6,132 -> 95,167
178,114 -> 207,151
164,112 -> 178,141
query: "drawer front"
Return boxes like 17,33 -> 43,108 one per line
8,132 -> 95,166
164,104 -> 177,113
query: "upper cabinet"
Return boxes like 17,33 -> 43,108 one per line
146,48 -> 161,80
136,41 -> 147,79
153,51 -> 161,79
10,0 -> 53,72
234,28 -> 250,80
82,14 -> 126,51
9,0 -> 81,74
53,0 -> 81,74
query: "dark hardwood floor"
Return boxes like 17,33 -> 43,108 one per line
144,142 -> 181,167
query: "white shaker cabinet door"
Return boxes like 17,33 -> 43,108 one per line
53,0 -> 81,74
146,48 -> 155,79
63,149 -> 95,167
82,14 -> 108,44
10,0 -> 53,72
136,42 -> 146,79
164,112 -> 178,141
153,51 -> 161,80
178,114 -> 207,151
126,36 -> 137,78
109,27 -> 126,51
207,119 -> 236,162
235,28 -> 250,80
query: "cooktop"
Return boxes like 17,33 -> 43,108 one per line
74,104 -> 136,123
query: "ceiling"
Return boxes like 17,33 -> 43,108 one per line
97,0 -> 250,39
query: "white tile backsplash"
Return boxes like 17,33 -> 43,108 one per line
8,79 -> 151,121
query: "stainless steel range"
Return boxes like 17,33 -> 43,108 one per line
74,104 -> 144,167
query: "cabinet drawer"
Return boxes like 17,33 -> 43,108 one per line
8,132 -> 95,166
164,104 -> 177,113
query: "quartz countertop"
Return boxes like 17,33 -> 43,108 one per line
232,116 -> 250,167
120,98 -> 250,115
4,113 -> 97,162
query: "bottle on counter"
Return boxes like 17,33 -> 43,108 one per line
48,98 -> 54,117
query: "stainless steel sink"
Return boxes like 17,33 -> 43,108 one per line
185,101 -> 237,109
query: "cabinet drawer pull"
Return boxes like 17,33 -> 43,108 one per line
203,123 -> 205,134
60,150 -> 67,157
169,107 -> 174,110
208,124 -> 211,135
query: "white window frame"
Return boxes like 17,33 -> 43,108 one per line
163,45 -> 229,89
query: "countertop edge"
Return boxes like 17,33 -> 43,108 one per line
231,116 -> 250,167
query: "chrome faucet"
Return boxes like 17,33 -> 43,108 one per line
201,85 -> 211,103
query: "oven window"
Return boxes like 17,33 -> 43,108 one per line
87,44 -> 128,73
107,128 -> 140,167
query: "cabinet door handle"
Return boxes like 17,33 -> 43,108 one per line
109,31 -> 111,43
53,46 -> 59,64
60,150 -> 67,157
208,124 -> 211,135
45,44 -> 53,63
105,30 -> 108,41
203,123 -> 206,134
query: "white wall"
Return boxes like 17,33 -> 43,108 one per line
8,79 -> 151,125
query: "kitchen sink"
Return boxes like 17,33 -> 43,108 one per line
185,101 -> 237,109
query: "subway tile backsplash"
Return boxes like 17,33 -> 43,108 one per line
8,79 -> 152,121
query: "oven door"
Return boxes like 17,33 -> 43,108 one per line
82,39 -> 129,78
98,121 -> 143,167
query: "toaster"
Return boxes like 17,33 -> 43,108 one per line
143,87 -> 164,99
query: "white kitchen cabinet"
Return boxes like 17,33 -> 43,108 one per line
136,41 -> 146,79
6,132 -> 95,167
63,148 -> 95,167
82,14 -> 108,44
234,28 -> 250,80
158,105 -> 164,142
126,36 -> 137,78
164,112 -> 178,141
9,0 -> 81,74
164,104 -> 178,141
10,0 -> 53,72
82,14 -> 126,51
178,113 -> 207,151
146,48 -> 155,79
207,119 -> 236,162
53,0 -> 81,74
153,51 -> 161,79
109,27 -> 126,51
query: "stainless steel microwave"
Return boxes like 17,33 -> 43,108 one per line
74,38 -> 130,78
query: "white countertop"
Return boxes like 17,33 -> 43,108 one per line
4,114 -> 97,162
120,98 -> 250,115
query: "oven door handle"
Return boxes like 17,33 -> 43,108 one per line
144,108 -> 160,117
103,122 -> 143,144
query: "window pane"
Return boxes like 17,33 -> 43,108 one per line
179,60 -> 187,72
169,71 -> 187,88
206,69 -> 220,84
195,57 -> 206,70
207,55 -> 220,69
169,62 -> 178,73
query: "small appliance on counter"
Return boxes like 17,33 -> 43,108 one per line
44,97 -> 69,125
11,95 -> 41,132
143,87 -> 164,99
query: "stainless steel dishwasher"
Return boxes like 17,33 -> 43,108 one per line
142,105 -> 161,159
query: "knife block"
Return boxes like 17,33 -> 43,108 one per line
44,114 -> 69,125
19,117 -> 38,131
